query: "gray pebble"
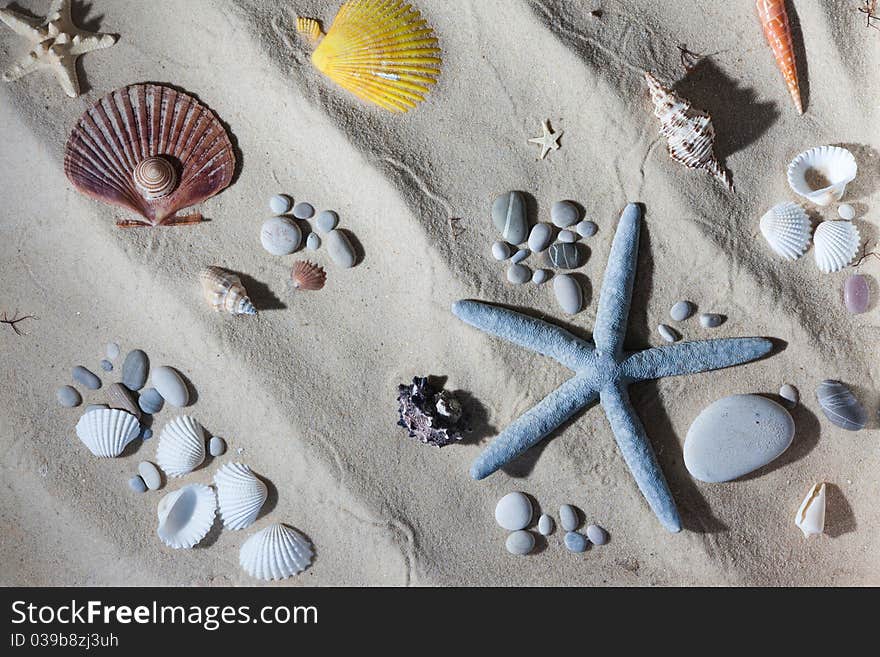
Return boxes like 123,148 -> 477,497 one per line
564,531 -> 589,553
551,200 -> 579,228
553,274 -> 583,314
260,216 -> 302,255
137,461 -> 162,490
141,428 -> 153,441
306,232 -> 322,250
138,388 -> 164,415
492,191 -> 528,245
507,263 -> 531,285
85,403 -> 109,413
779,384 -> 799,408
576,220 -> 598,238
100,359 -> 113,372
122,349 -> 149,391
816,380 -> 866,431
492,241 -> 511,261
128,476 -> 147,493
586,524 -> 609,546
537,513 -> 554,536
532,268 -> 551,285
72,365 -> 101,390
316,210 -> 339,233
558,229 -> 577,243
547,242 -> 584,269
326,230 -> 356,268
658,324 -> 680,342
56,385 -> 82,408
670,300 -> 695,321
559,504 -> 578,531
510,248 -> 530,264
209,436 -> 227,457
699,313 -> 725,328
495,492 -> 533,530
292,202 -> 315,220
505,530 -> 535,555
269,194 -> 292,215
150,366 -> 188,408
527,223 -> 553,252
106,342 -> 120,360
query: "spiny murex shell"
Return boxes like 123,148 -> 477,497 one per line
786,146 -> 857,206
812,221 -> 860,274
759,202 -> 811,260
75,408 -> 140,458
63,83 -> 236,227
644,72 -> 733,190
200,266 -> 257,316
240,523 -> 314,580
214,462 -> 268,530
156,415 -> 206,477
157,484 -> 217,549
292,260 -> 326,291
296,0 -> 442,113
794,482 -> 825,538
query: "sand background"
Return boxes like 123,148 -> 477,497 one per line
1,0 -> 878,586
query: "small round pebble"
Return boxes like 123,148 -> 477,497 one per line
532,268 -> 551,285
260,216 -> 302,256
85,403 -> 109,413
209,436 -> 227,457
537,513 -> 554,536
292,202 -> 315,220
586,524 -> 609,546
306,232 -> 322,250
838,203 -> 855,220
141,428 -> 153,441
495,491 -> 533,530
505,530 -> 535,555
100,359 -> 113,372
576,220 -> 598,238
511,248 -> 530,264
779,384 -> 799,408
670,300 -> 695,321
658,324 -> 680,342
559,504 -> 578,531
269,194 -> 292,215
554,274 -> 583,314
72,365 -> 101,390
128,476 -> 147,494
138,388 -> 164,415
56,385 -> 82,408
551,200 -> 579,228
106,342 -> 120,360
699,313 -> 725,328
507,263 -> 531,285
564,531 -> 589,553
558,229 -> 577,243
492,241 -> 512,261
316,210 -> 339,233
137,461 -> 162,490
527,223 -> 553,252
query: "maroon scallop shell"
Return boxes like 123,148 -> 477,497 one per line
63,84 -> 236,227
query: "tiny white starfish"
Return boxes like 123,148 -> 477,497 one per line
0,0 -> 117,98
528,119 -> 563,159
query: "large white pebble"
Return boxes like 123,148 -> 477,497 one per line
528,223 -> 553,252
559,504 -> 578,531
495,491 -> 533,530
138,461 -> 162,490
505,530 -> 535,555
551,200 -> 579,228
492,241 -> 511,261
260,216 -> 301,255
553,274 -> 583,314
150,366 -> 189,407
326,230 -> 356,268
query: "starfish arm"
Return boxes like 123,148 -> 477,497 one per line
593,203 -> 641,356
471,375 -> 597,480
452,299 -> 594,371
50,55 -> 79,97
68,33 -> 117,56
3,50 -> 43,81
0,8 -> 44,39
622,337 -> 773,382
599,383 -> 681,532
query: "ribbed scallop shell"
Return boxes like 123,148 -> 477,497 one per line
759,202 -> 811,260
63,84 -> 236,226
214,462 -> 268,530
156,415 -> 206,477
75,408 -> 140,457
292,260 -> 326,291
240,523 -> 314,580
297,0 -> 442,113
157,484 -> 217,549
200,266 -> 256,316
787,146 -> 857,206
644,72 -> 733,190
813,221 -> 860,273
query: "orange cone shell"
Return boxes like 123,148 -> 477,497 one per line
756,0 -> 803,114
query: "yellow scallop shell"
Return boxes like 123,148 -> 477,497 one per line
297,0 -> 441,113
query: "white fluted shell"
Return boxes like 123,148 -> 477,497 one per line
156,415 -> 206,477
759,202 -> 811,260
787,146 -> 857,206
240,523 -> 314,580
157,484 -> 217,549
813,221 -> 860,273
75,408 -> 140,457
214,462 -> 268,530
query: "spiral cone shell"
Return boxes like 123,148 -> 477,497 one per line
200,266 -> 257,316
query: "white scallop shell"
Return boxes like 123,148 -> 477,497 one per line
214,462 -> 268,530
813,221 -> 860,273
759,202 -> 811,260
156,415 -> 206,477
794,482 -> 826,538
75,408 -> 140,457
786,146 -> 857,206
157,484 -> 217,549
239,523 -> 314,580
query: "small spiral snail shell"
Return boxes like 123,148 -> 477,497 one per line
200,266 -> 257,316
133,156 -> 178,200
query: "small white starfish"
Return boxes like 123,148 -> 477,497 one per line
528,119 -> 563,159
0,0 -> 117,98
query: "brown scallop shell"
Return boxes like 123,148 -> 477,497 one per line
292,261 -> 326,291
63,84 -> 236,227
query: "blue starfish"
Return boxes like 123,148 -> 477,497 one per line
453,203 -> 773,532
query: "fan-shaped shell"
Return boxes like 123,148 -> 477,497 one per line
157,484 -> 217,549
156,415 -> 206,477
787,146 -> 857,206
292,260 -> 326,291
75,408 -> 140,457
813,221 -> 860,274
214,462 -> 268,530
63,84 -> 236,226
200,266 -> 256,316
759,202 -> 811,260
240,523 -> 314,580
298,0 -> 442,113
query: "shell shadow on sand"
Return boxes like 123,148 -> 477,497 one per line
234,271 -> 286,311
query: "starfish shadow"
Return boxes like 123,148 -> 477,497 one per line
70,1 -> 112,96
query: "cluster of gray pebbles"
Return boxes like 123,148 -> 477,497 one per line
494,491 -> 609,555
656,299 -> 726,343
56,343 -> 227,494
262,193 -> 356,268
491,191 -> 599,315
